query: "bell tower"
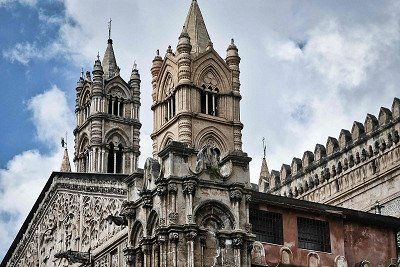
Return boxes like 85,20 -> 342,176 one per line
151,0 -> 243,159
73,26 -> 141,174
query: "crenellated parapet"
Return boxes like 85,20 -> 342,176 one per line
266,97 -> 400,212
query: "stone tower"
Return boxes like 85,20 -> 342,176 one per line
121,1 -> 254,266
150,0 -> 243,159
73,34 -> 141,174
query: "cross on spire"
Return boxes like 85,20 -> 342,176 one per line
108,18 -> 112,40
262,137 -> 266,159
61,132 -> 68,148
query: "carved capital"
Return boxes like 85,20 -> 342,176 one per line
232,237 -> 244,249
230,189 -> 243,202
123,247 -> 136,264
186,231 -> 197,241
156,184 -> 167,196
245,223 -> 252,233
120,201 -> 136,218
139,190 -> 153,209
158,234 -> 167,244
169,232 -> 179,243
168,212 -> 179,225
168,183 -> 178,195
183,181 -> 197,195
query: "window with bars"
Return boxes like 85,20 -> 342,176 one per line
249,209 -> 283,244
297,217 -> 331,252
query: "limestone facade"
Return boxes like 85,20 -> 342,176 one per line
73,39 -> 141,174
261,98 -> 400,217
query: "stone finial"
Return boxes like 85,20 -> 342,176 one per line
351,121 -> 365,141
60,148 -> 72,172
339,129 -> 352,149
364,113 -> 378,134
314,144 -> 326,161
378,107 -> 392,126
392,97 -> 400,119
326,137 -> 339,155
302,151 -> 314,169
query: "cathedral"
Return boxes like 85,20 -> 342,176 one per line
2,1 -> 400,267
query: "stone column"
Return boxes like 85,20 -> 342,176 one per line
232,237 -> 243,267
205,93 -> 209,114
111,99 -> 115,115
122,153 -> 126,174
117,101 -> 121,117
158,235 -> 167,267
169,232 -> 179,267
186,231 -> 197,267
230,189 -> 243,230
183,181 -> 196,224
113,147 -> 117,174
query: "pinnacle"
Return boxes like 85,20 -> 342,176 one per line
60,148 -> 72,172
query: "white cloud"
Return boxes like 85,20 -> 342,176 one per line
0,86 -> 74,257
2,43 -> 39,65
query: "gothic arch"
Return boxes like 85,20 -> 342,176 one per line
157,63 -> 178,102
195,126 -> 228,154
198,66 -> 223,91
104,128 -> 130,147
194,200 -> 235,230
78,134 -> 89,154
79,87 -> 91,107
146,210 -> 159,237
160,131 -> 175,150
105,77 -> 131,99
193,55 -> 230,93
131,220 -> 144,247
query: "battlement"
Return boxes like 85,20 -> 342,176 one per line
264,97 -> 400,209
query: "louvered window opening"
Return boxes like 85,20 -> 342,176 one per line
297,217 -> 331,252
250,210 -> 283,245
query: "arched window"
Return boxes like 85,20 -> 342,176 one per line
107,143 -> 115,173
165,93 -> 176,122
108,97 -> 124,117
200,85 -> 218,116
107,142 -> 124,174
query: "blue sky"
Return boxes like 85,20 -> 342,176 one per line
1,0 -> 400,260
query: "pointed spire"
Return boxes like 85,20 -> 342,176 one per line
183,0 -> 211,54
60,148 -> 72,172
60,136 -> 71,172
102,20 -> 120,79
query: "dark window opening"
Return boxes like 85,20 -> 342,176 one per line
119,102 -> 124,117
249,209 -> 283,245
200,88 -> 218,116
108,99 -> 112,114
116,144 -> 123,173
297,217 -> 331,252
201,91 -> 207,114
107,143 -> 114,173
113,100 -> 118,116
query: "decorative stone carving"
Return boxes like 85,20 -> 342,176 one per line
280,247 -> 292,265
168,183 -> 178,194
194,144 -> 220,173
54,250 -> 91,264
144,157 -> 160,188
183,181 -> 197,195
308,252 -> 320,267
186,231 -> 197,241
168,212 -> 179,224
169,232 -> 179,243
230,189 -> 243,202
335,256 -> 348,267
106,214 -> 128,226
251,241 -> 267,266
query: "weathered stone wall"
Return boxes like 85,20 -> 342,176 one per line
5,173 -> 127,267
265,98 -> 400,217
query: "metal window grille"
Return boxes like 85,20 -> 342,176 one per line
297,217 -> 331,252
249,209 -> 283,244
